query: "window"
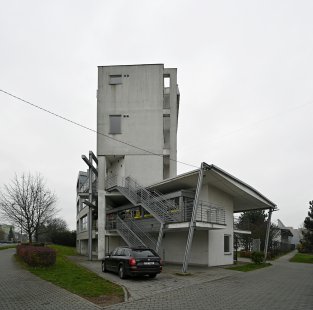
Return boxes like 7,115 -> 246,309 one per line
109,115 -> 122,134
109,74 -> 122,85
164,76 -> 170,87
224,235 -> 231,253
81,216 -> 87,231
132,249 -> 158,258
116,248 -> 124,256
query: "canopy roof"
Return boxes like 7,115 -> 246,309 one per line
147,163 -> 276,212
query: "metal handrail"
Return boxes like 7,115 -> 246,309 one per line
125,218 -> 157,249
116,216 -> 145,247
108,175 -> 177,223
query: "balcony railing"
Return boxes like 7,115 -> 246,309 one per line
106,200 -> 226,227
105,175 -> 226,226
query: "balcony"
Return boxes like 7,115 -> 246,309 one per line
106,199 -> 226,229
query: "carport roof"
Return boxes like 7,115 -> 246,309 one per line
147,163 -> 276,212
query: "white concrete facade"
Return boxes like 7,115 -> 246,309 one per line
97,64 -> 179,186
97,64 -> 180,259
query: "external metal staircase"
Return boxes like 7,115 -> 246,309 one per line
116,216 -> 145,248
117,216 -> 158,250
106,175 -> 179,252
106,176 -> 178,224
106,175 -> 226,253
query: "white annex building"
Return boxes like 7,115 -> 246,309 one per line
76,64 -> 276,269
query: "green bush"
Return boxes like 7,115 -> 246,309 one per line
251,251 -> 264,264
16,244 -> 56,267
51,230 -> 76,247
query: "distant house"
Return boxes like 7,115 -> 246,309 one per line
275,219 -> 301,249
0,224 -> 14,242
76,64 -> 276,268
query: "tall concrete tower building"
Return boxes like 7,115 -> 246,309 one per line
97,64 -> 180,186
96,64 -> 180,258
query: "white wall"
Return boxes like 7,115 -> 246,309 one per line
125,155 -> 163,186
97,64 -> 179,186
97,65 -> 164,158
205,185 -> 234,266
160,230 -> 208,265
107,236 -> 127,254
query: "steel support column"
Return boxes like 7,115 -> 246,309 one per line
263,208 -> 272,262
182,162 -> 205,273
87,152 -> 93,261
156,223 -> 164,253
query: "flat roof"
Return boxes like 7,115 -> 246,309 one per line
98,64 -> 165,68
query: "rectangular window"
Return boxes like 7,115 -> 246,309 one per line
109,74 -> 122,85
81,216 -> 88,231
109,115 -> 122,134
164,76 -> 170,87
224,235 -> 231,253
163,115 -> 170,148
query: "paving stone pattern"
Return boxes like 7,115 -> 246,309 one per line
0,248 -> 100,310
1,249 -> 312,310
104,251 -> 313,310
72,256 -> 238,301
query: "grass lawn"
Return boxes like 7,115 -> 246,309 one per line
0,245 -> 16,250
227,263 -> 271,272
16,244 -> 124,306
290,252 -> 313,264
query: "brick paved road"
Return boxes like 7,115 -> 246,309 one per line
0,248 -> 100,310
72,256 -> 237,301
105,251 -> 313,310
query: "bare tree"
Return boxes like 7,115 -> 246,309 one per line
0,173 -> 58,243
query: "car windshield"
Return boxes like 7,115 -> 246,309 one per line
132,249 -> 157,258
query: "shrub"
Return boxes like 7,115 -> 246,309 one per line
251,251 -> 264,264
16,244 -> 56,267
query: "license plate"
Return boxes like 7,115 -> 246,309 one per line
144,262 -> 155,265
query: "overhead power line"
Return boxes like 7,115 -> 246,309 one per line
0,89 -> 199,169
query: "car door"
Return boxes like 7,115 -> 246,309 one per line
106,249 -> 117,271
111,247 -> 123,273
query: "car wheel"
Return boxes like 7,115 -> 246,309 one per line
148,274 -> 157,278
102,261 -> 107,273
118,265 -> 126,279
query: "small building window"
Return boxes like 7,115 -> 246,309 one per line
109,115 -> 122,134
81,216 -> 88,231
224,234 -> 231,253
164,76 -> 170,87
109,74 -> 122,85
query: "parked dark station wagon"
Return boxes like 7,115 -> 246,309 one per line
102,246 -> 162,279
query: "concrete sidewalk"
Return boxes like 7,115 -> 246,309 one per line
0,248 -> 100,310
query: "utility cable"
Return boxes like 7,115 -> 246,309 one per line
0,89 -> 199,169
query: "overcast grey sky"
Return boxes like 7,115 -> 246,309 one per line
1,0 -> 312,230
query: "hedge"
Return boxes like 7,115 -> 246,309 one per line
16,244 -> 56,267
251,251 -> 264,264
